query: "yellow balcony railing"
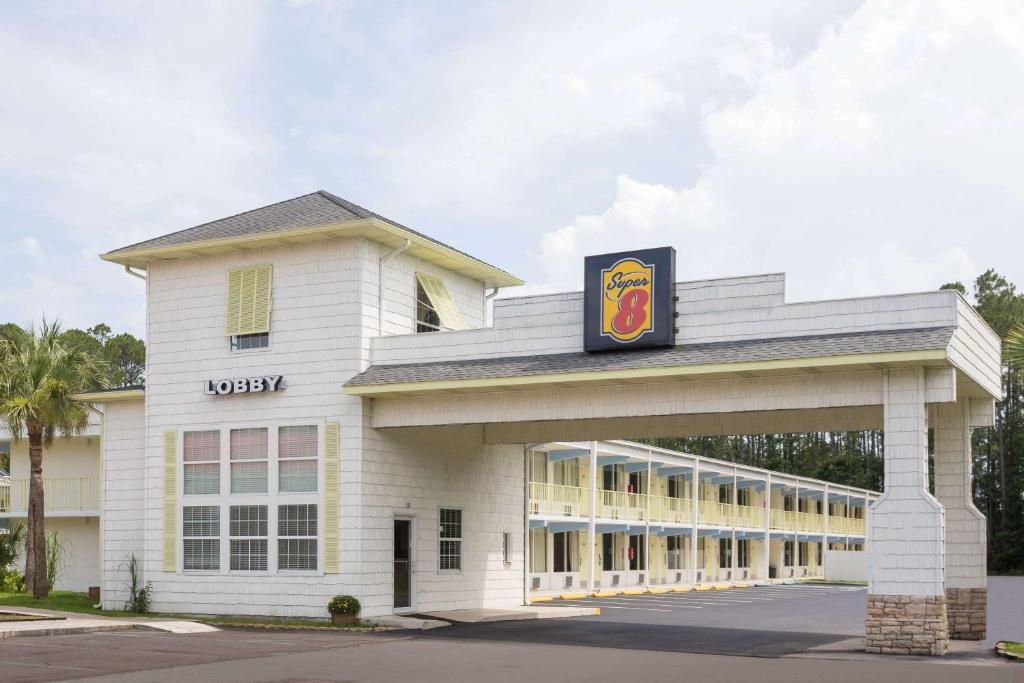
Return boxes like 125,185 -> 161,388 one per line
529,482 -> 589,518
649,495 -> 691,524
771,510 -> 825,532
699,501 -> 731,526
0,477 -> 100,515
829,515 -> 866,535
730,504 -> 765,528
596,490 -> 646,521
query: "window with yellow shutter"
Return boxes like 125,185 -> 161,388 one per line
225,264 -> 272,350
415,273 -> 466,332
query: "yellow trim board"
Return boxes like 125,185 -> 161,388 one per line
344,349 -> 949,397
101,218 -> 523,289
73,389 -> 145,402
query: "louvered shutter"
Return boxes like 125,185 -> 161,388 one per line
323,422 -> 340,574
416,273 -> 467,330
163,430 -> 178,571
225,264 -> 273,336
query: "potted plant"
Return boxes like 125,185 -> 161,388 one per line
327,595 -> 360,626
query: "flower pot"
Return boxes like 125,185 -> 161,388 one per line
331,613 -> 357,626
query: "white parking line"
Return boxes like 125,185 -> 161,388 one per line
576,599 -> 706,609
557,603 -> 686,612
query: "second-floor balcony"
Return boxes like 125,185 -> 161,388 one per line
529,482 -> 590,518
0,477 -> 100,516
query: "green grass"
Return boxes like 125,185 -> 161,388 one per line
1002,642 -> 1024,656
0,612 -> 54,622
0,591 -> 371,630
0,591 -> 139,618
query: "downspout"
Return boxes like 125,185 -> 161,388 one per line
485,287 -> 500,326
378,239 -> 412,335
124,265 -> 147,281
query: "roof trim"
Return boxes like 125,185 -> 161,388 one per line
74,388 -> 145,402
343,348 -> 948,397
101,217 -> 523,288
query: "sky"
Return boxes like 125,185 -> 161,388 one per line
2,0 -> 1023,337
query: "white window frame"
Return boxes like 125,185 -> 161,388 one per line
229,427 -> 271,495
438,506 -> 463,573
182,430 -> 221,496
229,503 -> 269,572
278,503 -> 319,572
177,419 -> 324,576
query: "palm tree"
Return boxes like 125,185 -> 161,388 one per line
1007,320 -> 1024,370
0,322 -> 106,598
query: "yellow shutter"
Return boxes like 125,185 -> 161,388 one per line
416,273 -> 467,330
163,430 -> 177,571
323,422 -> 340,574
225,264 -> 273,336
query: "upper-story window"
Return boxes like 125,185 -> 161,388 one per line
415,273 -> 467,333
226,264 -> 272,351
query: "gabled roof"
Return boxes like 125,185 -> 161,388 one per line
102,191 -> 523,288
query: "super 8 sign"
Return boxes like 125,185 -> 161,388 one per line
583,247 -> 676,352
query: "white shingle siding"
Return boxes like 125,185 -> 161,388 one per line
868,368 -> 946,597
101,400 -> 146,609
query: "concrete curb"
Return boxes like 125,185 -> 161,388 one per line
0,622 -> 138,639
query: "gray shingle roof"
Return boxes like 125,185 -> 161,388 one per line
104,191 -> 513,278
346,326 -> 955,388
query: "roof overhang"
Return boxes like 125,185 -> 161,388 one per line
101,217 -> 523,289
73,388 -> 145,403
343,348 -> 948,398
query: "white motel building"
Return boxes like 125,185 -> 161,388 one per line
3,190 -> 999,655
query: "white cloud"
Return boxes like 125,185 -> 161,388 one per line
534,0 -> 1024,302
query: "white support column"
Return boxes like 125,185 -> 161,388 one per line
587,441 -> 597,592
866,368 -> 948,656
933,400 -> 987,640
645,449 -> 652,588
731,468 -> 738,582
764,473 -> 771,582
823,483 -> 830,580
523,446 -> 531,606
794,482 -> 800,577
691,459 -> 700,585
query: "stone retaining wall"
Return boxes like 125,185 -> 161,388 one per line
945,586 -> 986,640
865,594 -> 949,656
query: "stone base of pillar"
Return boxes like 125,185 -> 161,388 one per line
865,594 -> 949,656
945,587 -> 986,640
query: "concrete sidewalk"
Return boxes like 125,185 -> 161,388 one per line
0,606 -> 219,639
421,605 -> 600,624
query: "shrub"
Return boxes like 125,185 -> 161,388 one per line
0,567 -> 24,592
327,595 -> 360,616
124,554 -> 152,613
45,532 -> 66,591
0,523 -> 25,570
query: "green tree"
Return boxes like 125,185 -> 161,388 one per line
0,322 -> 107,597
61,324 -> 144,387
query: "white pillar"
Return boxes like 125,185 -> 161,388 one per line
588,441 -> 597,592
691,459 -> 700,585
933,400 -> 987,640
823,483 -> 829,580
764,473 -> 771,581
866,368 -> 948,656
731,468 -> 738,582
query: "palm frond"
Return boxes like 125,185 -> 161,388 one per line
1007,320 -> 1024,370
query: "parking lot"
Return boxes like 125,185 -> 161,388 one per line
422,583 -> 870,657
0,579 -> 1020,682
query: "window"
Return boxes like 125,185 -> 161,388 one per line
817,542 -> 823,566
784,540 -> 794,566
278,504 -> 317,571
278,425 -> 318,493
628,534 -> 645,571
183,430 -> 220,495
737,488 -> 751,506
553,531 -> 580,572
783,495 -> 794,512
503,531 -> 512,565
438,508 -> 462,571
719,485 -> 732,504
415,279 -> 442,333
230,505 -> 268,571
798,541 -> 809,566
719,537 -> 732,569
230,428 -> 268,494
667,535 -> 683,570
183,506 -> 220,570
230,332 -> 269,351
737,539 -> 750,568
415,273 -> 466,332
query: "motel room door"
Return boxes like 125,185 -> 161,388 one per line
394,518 -> 413,611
